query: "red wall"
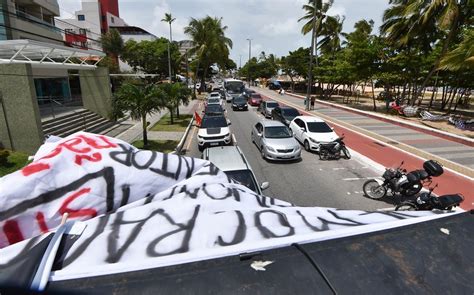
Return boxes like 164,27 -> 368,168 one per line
98,0 -> 119,32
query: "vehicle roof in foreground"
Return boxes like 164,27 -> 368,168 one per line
0,132 -> 469,293
205,146 -> 248,172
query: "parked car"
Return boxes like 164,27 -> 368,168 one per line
251,120 -> 301,161
204,104 -> 226,116
202,146 -> 269,195
271,106 -> 300,125
289,116 -> 339,152
259,100 -> 279,118
232,96 -> 248,111
248,93 -> 263,106
197,115 -> 232,151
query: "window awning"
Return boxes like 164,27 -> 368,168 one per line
0,40 -> 106,70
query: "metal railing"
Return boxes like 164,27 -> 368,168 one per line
37,96 -> 87,135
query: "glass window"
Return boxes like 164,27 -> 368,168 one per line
224,170 -> 258,193
78,15 -> 85,21
264,126 -> 292,138
267,102 -> 278,108
307,122 -> 333,133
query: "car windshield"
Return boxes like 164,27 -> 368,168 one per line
226,81 -> 244,93
234,97 -> 246,103
224,170 -> 258,193
267,102 -> 278,108
201,116 -> 227,128
205,105 -> 223,114
282,108 -> 299,117
307,122 -> 333,133
208,98 -> 220,104
264,126 -> 292,138
251,94 -> 262,99
210,93 -> 220,97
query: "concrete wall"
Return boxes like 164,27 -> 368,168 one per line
79,67 -> 113,119
0,64 -> 44,153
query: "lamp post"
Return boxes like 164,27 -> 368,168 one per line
0,91 -> 14,150
247,38 -> 252,87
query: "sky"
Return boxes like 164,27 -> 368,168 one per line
58,0 -> 388,65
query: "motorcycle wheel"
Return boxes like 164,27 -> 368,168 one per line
395,202 -> 417,211
319,150 -> 329,160
401,183 -> 423,197
342,147 -> 351,159
363,179 -> 387,199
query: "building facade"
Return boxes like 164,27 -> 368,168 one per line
0,0 -> 63,43
56,0 -> 126,50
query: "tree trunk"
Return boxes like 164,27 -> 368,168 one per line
440,85 -> 448,110
176,104 -> 180,119
169,108 -> 174,124
428,87 -> 438,111
447,88 -> 458,112
453,90 -> 465,112
142,113 -> 148,147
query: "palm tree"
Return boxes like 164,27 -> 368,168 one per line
159,83 -> 191,124
319,15 -> 345,57
439,29 -> 474,71
114,83 -> 165,147
162,13 -> 176,83
184,16 -> 233,92
381,0 -> 471,89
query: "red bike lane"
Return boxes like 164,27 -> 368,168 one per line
258,93 -> 474,210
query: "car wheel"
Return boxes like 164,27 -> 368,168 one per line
304,140 -> 310,152
261,147 -> 266,159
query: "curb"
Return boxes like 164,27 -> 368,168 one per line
284,92 -> 474,147
174,116 -> 195,155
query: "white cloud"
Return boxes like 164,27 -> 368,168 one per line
260,18 -> 299,36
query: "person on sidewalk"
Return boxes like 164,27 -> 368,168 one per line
310,96 -> 315,110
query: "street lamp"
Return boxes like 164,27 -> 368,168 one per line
247,38 -> 252,87
306,0 -> 318,111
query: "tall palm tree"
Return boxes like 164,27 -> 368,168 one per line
159,83 -> 191,124
162,13 -> 176,83
319,15 -> 345,57
381,0 -> 471,89
439,29 -> 474,71
114,83 -> 165,147
184,16 -> 233,92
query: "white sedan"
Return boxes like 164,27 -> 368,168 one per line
289,116 -> 339,152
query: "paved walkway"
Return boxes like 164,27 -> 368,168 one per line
253,87 -> 474,210
116,100 -> 199,143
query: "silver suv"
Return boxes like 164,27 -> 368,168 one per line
202,146 -> 269,195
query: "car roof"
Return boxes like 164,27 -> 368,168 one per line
279,106 -> 297,110
209,92 -> 220,96
264,100 -> 278,104
205,146 -> 249,172
295,115 -> 325,123
260,120 -> 286,127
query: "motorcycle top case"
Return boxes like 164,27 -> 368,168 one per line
423,160 -> 443,177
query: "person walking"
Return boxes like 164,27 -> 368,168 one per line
310,96 -> 315,110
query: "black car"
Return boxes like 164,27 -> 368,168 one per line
242,88 -> 256,99
271,106 -> 300,125
204,104 -> 225,116
232,96 -> 248,111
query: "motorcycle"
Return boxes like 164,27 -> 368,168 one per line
319,135 -> 351,160
395,185 -> 464,211
363,160 -> 444,199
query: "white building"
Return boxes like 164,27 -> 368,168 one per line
55,0 -> 126,50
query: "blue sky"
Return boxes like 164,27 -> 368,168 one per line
58,0 -> 388,64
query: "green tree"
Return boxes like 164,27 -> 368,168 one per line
184,16 -> 233,93
381,0 -> 472,89
439,28 -> 474,71
114,83 -> 165,146
101,28 -> 124,59
159,83 -> 191,124
280,47 -> 310,92
122,38 -> 180,78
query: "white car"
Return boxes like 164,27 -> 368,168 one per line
197,115 -> 232,151
207,92 -> 221,99
289,116 -> 339,152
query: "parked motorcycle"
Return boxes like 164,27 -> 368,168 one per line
395,185 -> 464,211
363,160 -> 444,199
319,135 -> 351,160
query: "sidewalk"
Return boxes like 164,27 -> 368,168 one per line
116,100 -> 199,143
253,87 -> 474,210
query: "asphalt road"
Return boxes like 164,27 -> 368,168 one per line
183,100 -> 394,210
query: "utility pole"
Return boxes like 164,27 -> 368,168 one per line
239,55 -> 242,69
185,49 -> 189,86
306,0 -> 318,111
247,38 -> 252,87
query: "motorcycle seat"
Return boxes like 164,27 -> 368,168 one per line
437,194 -> 464,207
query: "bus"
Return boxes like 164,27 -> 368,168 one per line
224,79 -> 245,99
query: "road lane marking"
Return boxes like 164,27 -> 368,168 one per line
343,177 -> 377,181
232,134 -> 237,144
